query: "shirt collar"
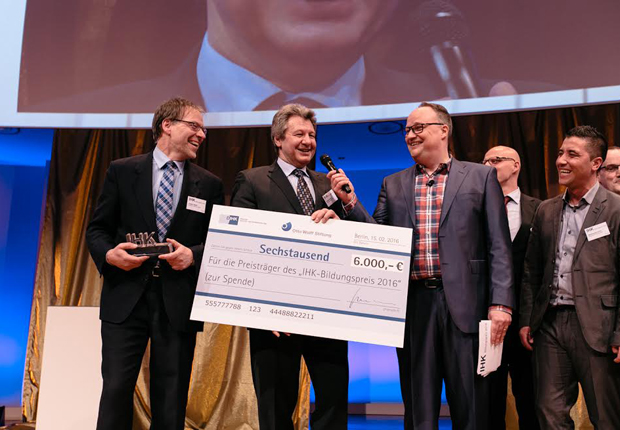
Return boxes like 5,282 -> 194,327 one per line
415,158 -> 452,176
153,146 -> 185,173
277,157 -> 308,178
562,181 -> 599,207
197,33 -> 365,112
506,187 -> 521,204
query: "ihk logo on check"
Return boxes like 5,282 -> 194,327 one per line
219,214 -> 239,225
281,222 -> 292,231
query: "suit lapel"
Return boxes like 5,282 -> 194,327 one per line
167,162 -> 197,237
399,166 -> 417,229
269,162 -> 305,214
550,196 -> 563,257
308,169 -> 328,210
573,187 -> 607,261
513,195 -> 536,245
440,159 -> 469,227
134,152 -> 157,234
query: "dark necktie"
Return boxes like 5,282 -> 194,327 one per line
504,195 -> 511,213
293,169 -> 314,215
155,161 -> 177,241
254,92 -> 328,111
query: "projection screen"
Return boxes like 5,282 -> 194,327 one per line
2,0 -> 620,128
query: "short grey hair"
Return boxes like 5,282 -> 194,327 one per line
271,104 -> 317,150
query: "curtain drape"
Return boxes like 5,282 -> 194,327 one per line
23,102 -> 620,429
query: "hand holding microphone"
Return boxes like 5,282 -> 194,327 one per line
321,154 -> 355,205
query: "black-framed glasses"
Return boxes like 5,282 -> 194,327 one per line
172,119 -> 208,135
482,156 -> 516,166
404,123 -> 445,135
601,164 -> 620,173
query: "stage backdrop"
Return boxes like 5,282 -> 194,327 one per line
0,128 -> 52,409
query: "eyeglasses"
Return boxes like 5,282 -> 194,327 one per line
601,164 -> 620,172
482,156 -> 516,166
404,123 -> 445,135
172,119 -> 208,135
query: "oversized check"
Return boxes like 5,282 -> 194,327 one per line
190,205 -> 413,347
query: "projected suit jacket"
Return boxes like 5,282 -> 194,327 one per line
20,41 -> 561,115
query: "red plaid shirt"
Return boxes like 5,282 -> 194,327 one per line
411,160 -> 451,280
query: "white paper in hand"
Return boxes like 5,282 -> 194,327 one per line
477,320 -> 504,377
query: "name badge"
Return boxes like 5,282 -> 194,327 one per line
585,222 -> 610,241
322,190 -> 338,207
187,196 -> 207,213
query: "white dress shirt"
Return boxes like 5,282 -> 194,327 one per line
277,157 -> 316,203
505,187 -> 522,242
197,34 -> 365,112
152,146 -> 185,215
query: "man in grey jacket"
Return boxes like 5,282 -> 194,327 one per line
520,125 -> 620,429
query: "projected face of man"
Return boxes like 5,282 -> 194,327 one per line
207,0 -> 399,92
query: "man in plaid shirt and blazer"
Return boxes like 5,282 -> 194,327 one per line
328,102 -> 514,430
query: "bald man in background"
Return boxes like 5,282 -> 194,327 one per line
482,146 -> 541,429
598,146 -> 620,195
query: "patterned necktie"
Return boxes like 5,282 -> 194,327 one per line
155,161 -> 177,242
293,169 -> 314,215
254,92 -> 328,111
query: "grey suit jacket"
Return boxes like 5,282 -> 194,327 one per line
348,158 -> 514,334
230,161 -> 344,217
519,185 -> 620,353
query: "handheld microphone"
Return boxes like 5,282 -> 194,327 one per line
320,154 -> 352,194
416,0 -> 481,99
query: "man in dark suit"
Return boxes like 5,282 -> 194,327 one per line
519,126 -> 620,429
328,102 -> 515,430
230,104 -> 348,430
483,145 -> 540,429
86,97 -> 224,430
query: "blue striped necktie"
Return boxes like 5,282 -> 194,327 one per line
155,161 -> 177,242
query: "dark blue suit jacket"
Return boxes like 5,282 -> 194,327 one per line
348,158 -> 514,333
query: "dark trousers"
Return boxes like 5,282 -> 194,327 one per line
488,321 -> 540,429
249,329 -> 349,430
406,285 -> 489,430
396,296 -> 413,430
96,278 -> 197,430
532,307 -> 620,430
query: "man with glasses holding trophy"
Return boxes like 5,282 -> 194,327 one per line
86,97 -> 224,430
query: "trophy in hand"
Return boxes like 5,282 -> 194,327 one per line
125,232 -> 173,257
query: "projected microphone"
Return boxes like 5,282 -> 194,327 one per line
320,154 -> 352,194
416,0 -> 481,99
